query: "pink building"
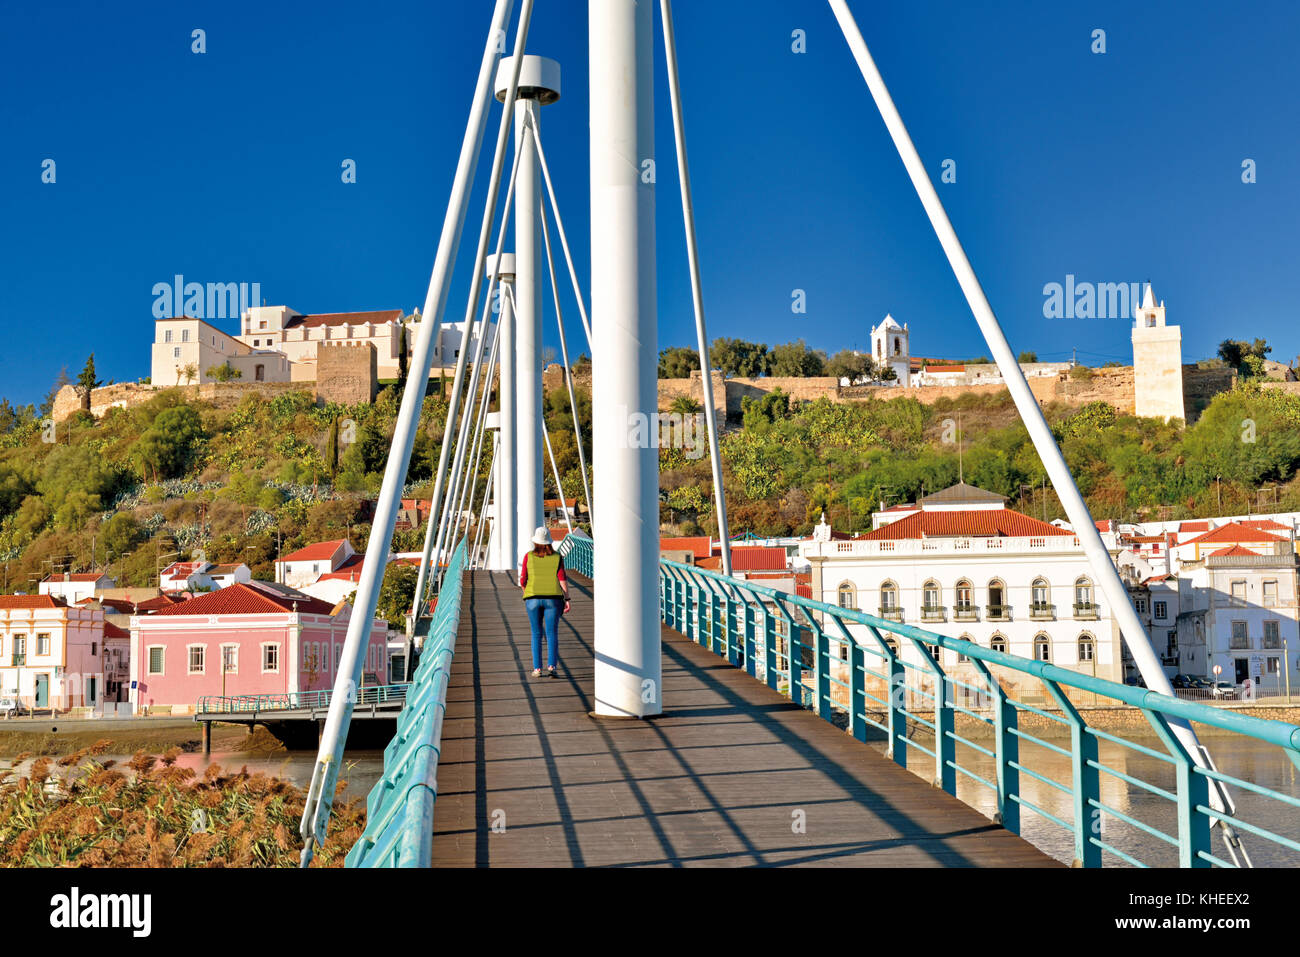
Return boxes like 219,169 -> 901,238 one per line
128,580 -> 389,714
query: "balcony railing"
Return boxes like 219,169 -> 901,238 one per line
1073,602 -> 1099,619
1263,635 -> 1282,650
1030,602 -> 1055,620
920,605 -> 946,622
953,604 -> 978,621
878,606 -> 904,622
985,604 -> 1010,621
11,654 -> 24,667
1229,636 -> 1251,650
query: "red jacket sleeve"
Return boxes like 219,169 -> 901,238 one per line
557,554 -> 566,583
519,552 -> 528,588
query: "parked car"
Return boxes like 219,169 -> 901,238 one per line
1189,676 -> 1214,690
1171,674 -> 1193,689
1211,681 -> 1238,700
0,696 -> 23,719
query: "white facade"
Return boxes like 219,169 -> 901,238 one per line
1131,283 -> 1185,422
275,539 -> 356,590
802,533 -> 1123,684
39,573 -> 114,605
151,317 -> 293,386
870,314 -> 910,386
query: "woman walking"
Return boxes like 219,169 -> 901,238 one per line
519,527 -> 570,677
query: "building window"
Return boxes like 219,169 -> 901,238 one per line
1263,580 -> 1278,607
36,634 -> 50,655
1263,620 -> 1281,649
955,580 -> 973,609
255,364 -> 265,381
259,320 -> 267,329
164,329 -> 173,343
1074,578 -> 1095,614
1266,657 -> 1280,675
181,329 -> 190,343
11,635 -> 25,665
1230,580 -> 1247,606
837,582 -> 856,610
1135,597 -> 1148,615
1230,620 -> 1249,650
1034,635 -> 1051,662
147,646 -> 165,674
188,645 -> 206,674
173,347 -> 181,358
1153,600 -> 1168,620
221,645 -> 238,674
956,635 -> 972,664
1031,578 -> 1051,615
990,635 -> 1007,654
263,644 -> 280,672
90,641 -> 96,656
987,580 -> 1006,618
879,582 -> 899,614
1078,635 -> 1095,663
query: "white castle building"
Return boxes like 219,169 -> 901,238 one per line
151,305 -> 492,386
1131,282 -> 1185,422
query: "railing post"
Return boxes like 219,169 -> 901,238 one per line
684,572 -> 696,642
905,636 -> 954,795
709,585 -> 722,656
971,658 -> 1019,835
723,591 -> 736,665
742,593 -> 757,678
763,603 -> 779,691
1042,678 -> 1101,867
830,617 -> 867,743
773,597 -> 801,706
866,624 -> 906,770
1142,708 -> 1213,867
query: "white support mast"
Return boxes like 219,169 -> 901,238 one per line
589,0 -> 662,717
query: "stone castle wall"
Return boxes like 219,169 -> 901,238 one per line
317,342 -> 377,406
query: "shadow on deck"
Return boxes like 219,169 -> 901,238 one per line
431,570 -> 1058,867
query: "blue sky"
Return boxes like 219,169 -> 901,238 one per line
2,0 -> 1297,406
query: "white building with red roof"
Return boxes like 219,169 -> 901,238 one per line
800,482 -> 1124,688
0,595 -> 106,711
275,538 -> 357,590
128,580 -> 389,714
39,572 -> 115,605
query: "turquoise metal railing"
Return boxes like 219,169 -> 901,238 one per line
196,684 -> 409,715
660,557 -> 1300,868
345,540 -> 468,867
557,528 -> 592,577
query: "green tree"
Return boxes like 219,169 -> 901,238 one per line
769,339 -> 826,377
376,562 -> 420,628
75,354 -> 103,412
397,323 -> 409,392
131,405 -> 206,481
741,389 -> 790,428
102,512 -> 144,559
205,362 -> 242,382
710,338 -> 768,378
1217,338 -> 1271,375
668,395 -> 703,415
1017,351 -> 1038,363
824,350 -> 871,381
658,346 -> 700,379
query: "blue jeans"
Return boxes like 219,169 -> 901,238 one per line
524,596 -> 563,669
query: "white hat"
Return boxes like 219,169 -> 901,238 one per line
531,526 -> 551,546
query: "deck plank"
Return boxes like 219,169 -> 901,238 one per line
431,570 -> 1059,867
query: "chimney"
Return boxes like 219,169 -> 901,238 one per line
63,572 -> 71,582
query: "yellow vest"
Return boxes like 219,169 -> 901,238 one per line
523,552 -> 563,598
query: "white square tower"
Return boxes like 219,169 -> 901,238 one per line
1131,283 -> 1185,422
871,313 -> 910,386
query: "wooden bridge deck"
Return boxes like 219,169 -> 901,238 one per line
431,570 -> 1058,867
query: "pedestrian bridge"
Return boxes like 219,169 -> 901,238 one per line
340,534 -> 1300,868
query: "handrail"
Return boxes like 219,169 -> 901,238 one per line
345,540 -> 468,868
659,556 -> 1300,868
557,528 -> 593,577
196,684 -> 410,716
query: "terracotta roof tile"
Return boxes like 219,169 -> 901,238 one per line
284,310 -> 403,329
1183,523 -> 1286,547
279,539 -> 348,563
862,508 -> 1074,541
150,582 -> 337,617
660,537 -> 713,561
0,595 -> 67,609
729,546 -> 787,571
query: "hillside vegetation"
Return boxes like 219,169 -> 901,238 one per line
3,378 -> 1299,593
